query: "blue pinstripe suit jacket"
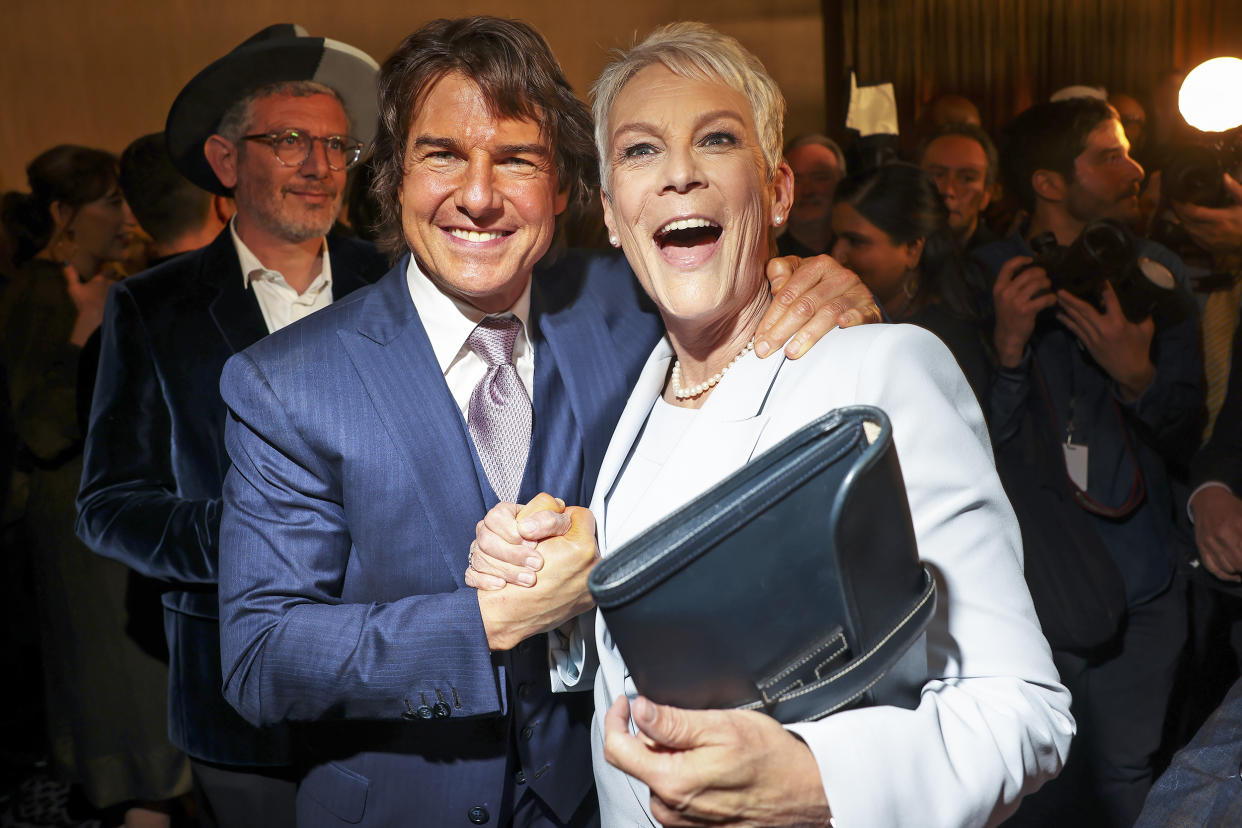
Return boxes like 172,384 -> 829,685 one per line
217,250 -> 661,826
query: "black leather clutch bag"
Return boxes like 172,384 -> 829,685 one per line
588,406 -> 936,723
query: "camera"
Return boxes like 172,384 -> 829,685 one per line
1161,136 -> 1242,207
1027,218 -> 1191,328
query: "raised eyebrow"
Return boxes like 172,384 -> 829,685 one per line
611,121 -> 661,142
693,109 -> 748,131
611,110 -> 747,142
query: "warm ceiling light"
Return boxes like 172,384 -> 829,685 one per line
1179,57 -> 1242,132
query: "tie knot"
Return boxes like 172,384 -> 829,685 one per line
467,315 -> 522,367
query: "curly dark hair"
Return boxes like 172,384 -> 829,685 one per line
1000,98 -> 1115,212
370,17 -> 597,260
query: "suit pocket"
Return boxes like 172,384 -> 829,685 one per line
300,760 -> 370,824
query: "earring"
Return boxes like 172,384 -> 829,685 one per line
774,215 -> 783,226
903,273 -> 920,300
609,235 -> 620,247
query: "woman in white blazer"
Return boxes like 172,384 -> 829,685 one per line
468,22 -> 1073,828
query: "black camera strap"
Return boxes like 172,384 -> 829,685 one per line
1031,354 -> 1146,520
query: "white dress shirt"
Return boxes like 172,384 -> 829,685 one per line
231,220 -> 334,334
405,257 -> 533,413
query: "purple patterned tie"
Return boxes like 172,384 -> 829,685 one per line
466,316 -> 532,502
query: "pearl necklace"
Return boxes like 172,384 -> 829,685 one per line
670,338 -> 755,400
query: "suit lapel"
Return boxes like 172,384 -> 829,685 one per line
338,262 -> 487,585
327,235 -> 386,295
590,340 -> 670,549
202,231 -> 270,354
534,278 -> 628,499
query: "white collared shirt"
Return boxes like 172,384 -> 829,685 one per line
405,256 -> 534,414
231,220 -> 334,334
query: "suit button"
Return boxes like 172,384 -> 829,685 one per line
520,725 -> 534,740
402,709 -> 418,721
415,705 -> 434,719
517,683 -> 532,700
468,805 -> 489,824
433,701 -> 451,718
514,770 -> 526,785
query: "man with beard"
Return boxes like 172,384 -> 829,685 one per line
76,25 -> 388,827
974,97 -> 1202,828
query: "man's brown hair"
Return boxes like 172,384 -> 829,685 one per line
370,16 -> 596,259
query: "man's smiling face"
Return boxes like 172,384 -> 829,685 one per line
399,72 -> 568,313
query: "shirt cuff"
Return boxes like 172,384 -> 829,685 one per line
1188,481 -> 1235,522
547,614 -> 593,693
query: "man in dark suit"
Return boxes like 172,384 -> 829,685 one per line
76,25 -> 388,827
215,17 -> 876,828
1135,319 -> 1242,828
1189,322 -> 1242,580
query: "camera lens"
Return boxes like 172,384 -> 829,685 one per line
1163,145 -> 1229,206
1081,220 -> 1132,269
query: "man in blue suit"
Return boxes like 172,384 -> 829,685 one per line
77,25 -> 388,827
217,17 -> 874,827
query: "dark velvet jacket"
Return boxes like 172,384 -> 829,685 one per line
75,229 -> 387,764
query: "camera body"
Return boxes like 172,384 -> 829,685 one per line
1027,218 -> 1190,328
1161,137 -> 1242,207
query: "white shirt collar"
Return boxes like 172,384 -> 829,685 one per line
230,217 -> 332,292
405,256 -> 533,377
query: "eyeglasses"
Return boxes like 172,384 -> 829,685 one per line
243,128 -> 364,171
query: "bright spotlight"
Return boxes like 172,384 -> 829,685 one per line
1179,57 -> 1242,132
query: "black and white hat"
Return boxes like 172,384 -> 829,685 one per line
165,23 -> 379,195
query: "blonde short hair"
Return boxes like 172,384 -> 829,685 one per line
591,22 -> 785,197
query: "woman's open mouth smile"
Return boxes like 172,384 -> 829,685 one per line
654,216 -> 723,268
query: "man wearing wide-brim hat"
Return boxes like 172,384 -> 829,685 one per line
76,24 -> 388,827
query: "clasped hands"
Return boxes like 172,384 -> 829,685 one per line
469,492 -> 597,652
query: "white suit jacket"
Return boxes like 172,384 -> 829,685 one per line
583,322 -> 1074,828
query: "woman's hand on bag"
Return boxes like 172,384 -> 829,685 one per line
603,694 -> 832,827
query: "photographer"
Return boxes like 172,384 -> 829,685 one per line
975,97 -> 1203,828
